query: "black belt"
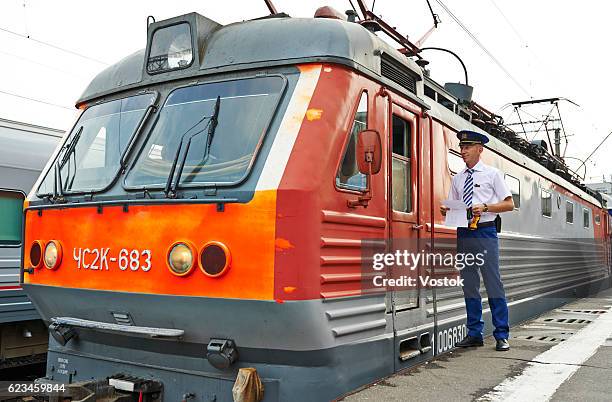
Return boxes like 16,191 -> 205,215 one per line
476,221 -> 496,228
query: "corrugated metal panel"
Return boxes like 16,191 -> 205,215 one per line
427,235 -> 610,319
319,210 -> 386,299
323,296 -> 387,340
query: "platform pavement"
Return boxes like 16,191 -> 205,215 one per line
341,287 -> 612,402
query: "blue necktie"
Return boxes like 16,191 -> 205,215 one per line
463,169 -> 474,207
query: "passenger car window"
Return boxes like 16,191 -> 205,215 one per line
505,174 -> 520,208
336,92 -> 368,190
0,190 -> 24,246
566,200 -> 573,224
541,189 -> 552,217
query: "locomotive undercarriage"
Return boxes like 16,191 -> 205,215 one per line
20,275 -> 611,402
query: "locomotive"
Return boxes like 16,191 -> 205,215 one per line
21,4 -> 610,401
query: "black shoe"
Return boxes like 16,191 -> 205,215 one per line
456,335 -> 484,347
496,339 -> 510,351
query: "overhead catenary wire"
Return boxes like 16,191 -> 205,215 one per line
488,0 -> 552,95
433,0 -> 532,98
0,89 -> 74,111
488,0 -> 528,46
0,25 -> 109,66
0,49 -> 89,78
22,0 -> 30,38
575,130 -> 612,174
348,0 -> 361,19
487,0 -> 547,69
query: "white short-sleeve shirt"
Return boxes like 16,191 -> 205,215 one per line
450,160 -> 512,223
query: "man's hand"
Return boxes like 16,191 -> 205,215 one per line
472,204 -> 486,216
472,198 -> 514,215
440,205 -> 449,216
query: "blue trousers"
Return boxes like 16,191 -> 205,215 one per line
457,226 -> 509,340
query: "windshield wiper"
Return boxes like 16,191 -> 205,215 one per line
164,96 -> 221,197
52,126 -> 83,200
203,95 -> 221,164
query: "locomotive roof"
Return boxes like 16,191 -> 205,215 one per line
78,13 -> 424,105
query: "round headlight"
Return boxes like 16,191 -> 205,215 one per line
199,241 -> 231,277
30,240 -> 44,269
167,242 -> 196,276
44,241 -> 62,270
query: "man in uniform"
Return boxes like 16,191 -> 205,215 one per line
440,130 -> 515,351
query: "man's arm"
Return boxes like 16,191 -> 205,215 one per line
472,170 -> 514,215
472,196 -> 514,216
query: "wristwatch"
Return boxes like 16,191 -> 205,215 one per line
483,203 -> 489,212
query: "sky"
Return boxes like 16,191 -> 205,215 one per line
1,0 -> 611,182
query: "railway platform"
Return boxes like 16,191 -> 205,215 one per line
342,287 -> 612,402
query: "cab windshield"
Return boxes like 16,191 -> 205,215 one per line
124,76 -> 285,189
37,93 -> 156,195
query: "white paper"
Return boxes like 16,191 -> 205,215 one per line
442,199 -> 467,210
443,199 -> 469,227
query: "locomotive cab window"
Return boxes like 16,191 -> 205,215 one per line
336,92 -> 368,190
541,189 -> 552,218
504,174 -> 520,209
392,115 -> 412,212
566,200 -> 574,224
37,93 -> 157,195
126,76 -> 285,189
583,208 -> 590,228
0,190 -> 24,246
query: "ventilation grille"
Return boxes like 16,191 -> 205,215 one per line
111,311 -> 133,325
542,317 -> 592,324
515,335 -> 568,343
381,54 -> 419,94
559,309 -> 607,314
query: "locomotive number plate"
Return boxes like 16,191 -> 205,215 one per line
73,247 -> 152,272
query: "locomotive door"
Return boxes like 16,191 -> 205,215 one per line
387,101 -> 421,311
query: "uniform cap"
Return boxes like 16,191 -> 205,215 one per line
457,130 -> 489,145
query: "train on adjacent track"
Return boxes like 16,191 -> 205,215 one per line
19,3 -> 611,401
0,118 -> 62,378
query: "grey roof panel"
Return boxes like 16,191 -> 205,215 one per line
77,15 -> 424,104
78,49 -> 145,105
200,18 -> 377,72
